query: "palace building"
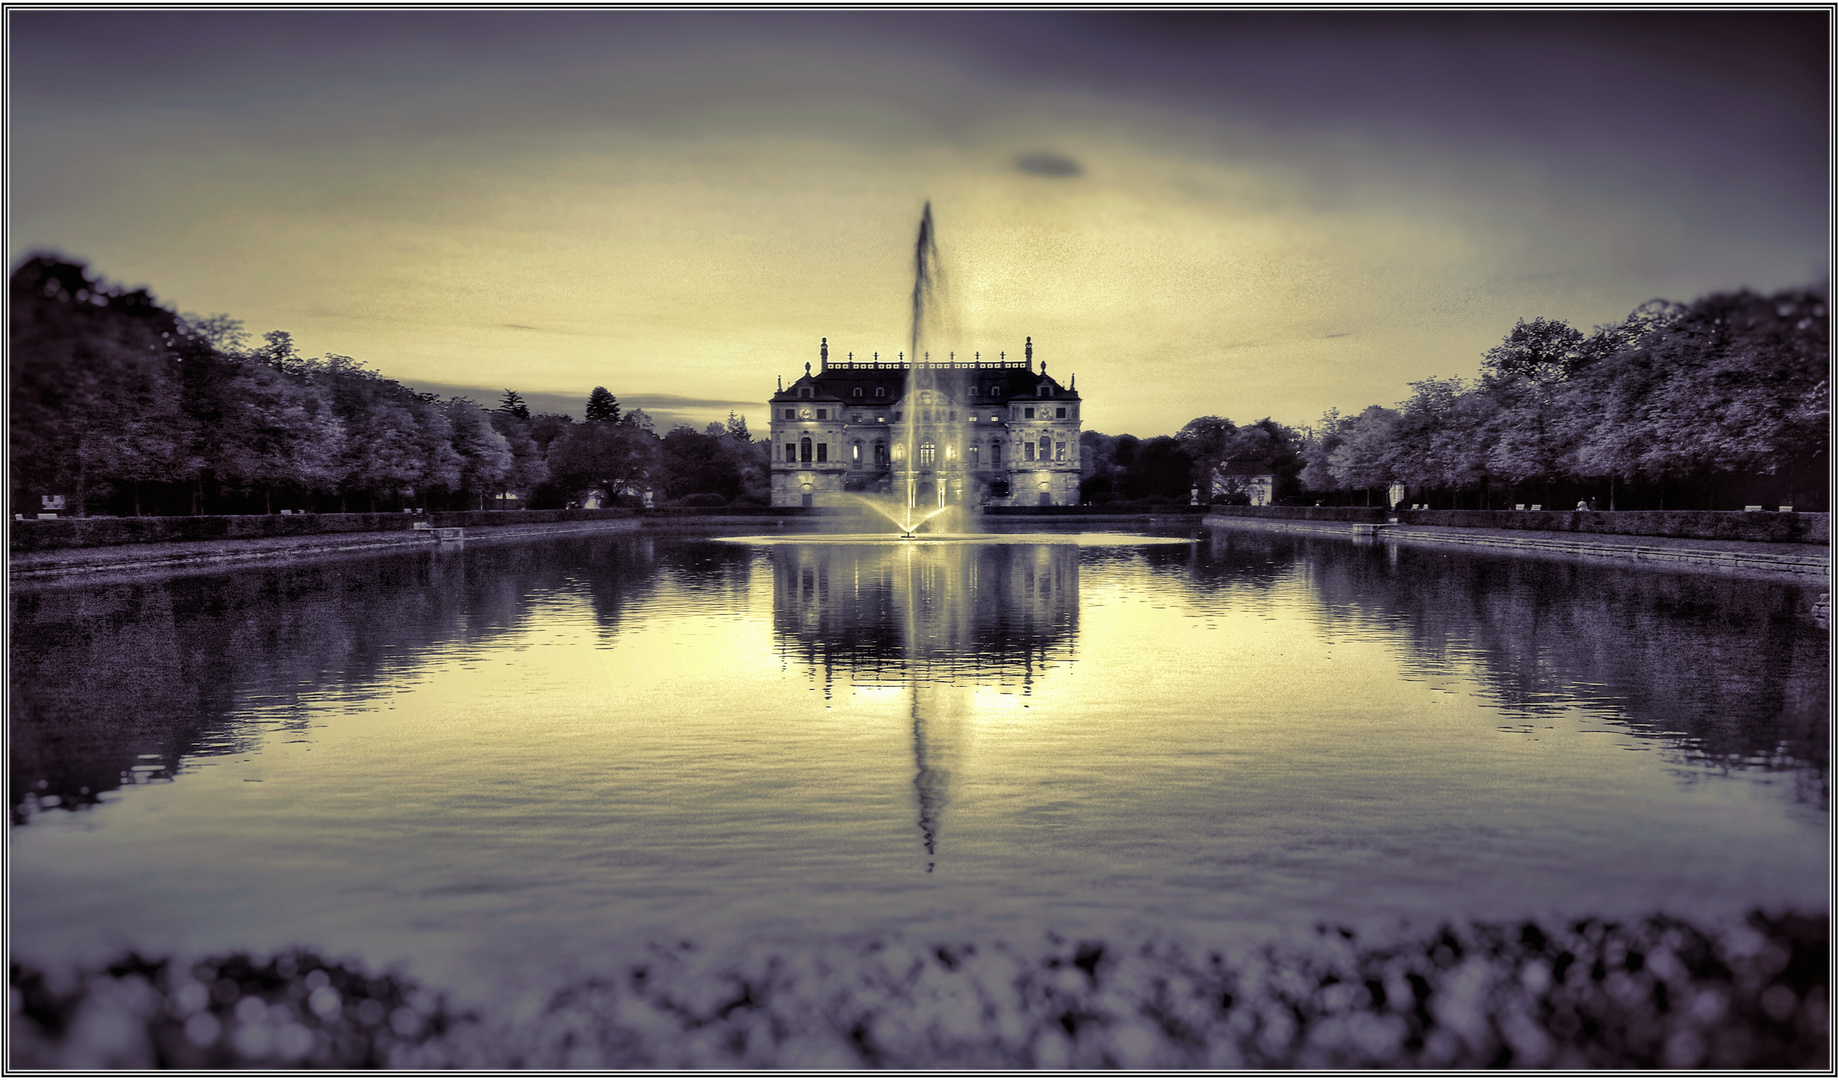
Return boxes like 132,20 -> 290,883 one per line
769,337 -> 1082,508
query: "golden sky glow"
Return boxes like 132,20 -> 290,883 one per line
9,12 -> 1825,433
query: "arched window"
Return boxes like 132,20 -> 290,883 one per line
800,437 -> 813,463
851,440 -> 863,465
875,387 -> 886,398
1039,435 -> 1052,460
853,387 -> 863,397
968,444 -> 979,465
919,441 -> 936,466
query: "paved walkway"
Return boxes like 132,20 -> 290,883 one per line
1205,515 -> 1829,582
9,518 -> 644,584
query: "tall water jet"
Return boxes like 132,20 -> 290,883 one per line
895,200 -> 965,530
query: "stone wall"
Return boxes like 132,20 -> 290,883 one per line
10,509 -> 637,553
1393,508 -> 1828,544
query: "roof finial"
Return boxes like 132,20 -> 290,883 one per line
874,351 -> 879,362
925,351 -> 930,363
820,337 -> 828,365
1070,373 -> 1076,390
1025,336 -> 1033,369
950,351 -> 955,362
899,351 -> 904,363
848,351 -> 854,362
777,375 -> 783,391
804,361 -> 811,375
975,351 -> 981,362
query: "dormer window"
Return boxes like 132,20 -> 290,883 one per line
1037,385 -> 1050,398
875,387 -> 886,398
800,386 -> 813,398
852,387 -> 863,397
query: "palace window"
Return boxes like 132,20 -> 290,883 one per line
969,444 -> 980,465
990,414 -> 999,422
948,410 -> 956,421
875,387 -> 886,398
991,439 -> 1004,465
1055,441 -> 1066,462
800,437 -> 813,463
1024,442 -> 1036,461
1056,407 -> 1067,418
784,443 -> 796,461
919,441 -> 936,466
852,440 -> 862,464
853,387 -> 863,397
800,387 -> 813,398
784,409 -> 795,420
816,443 -> 828,462
1024,407 -> 1035,419
875,440 -> 888,464
1037,385 -> 1050,397
894,411 -> 902,421
1040,435 -> 1052,460
816,409 -> 827,420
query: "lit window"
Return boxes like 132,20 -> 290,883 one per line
852,441 -> 862,463
990,414 -> 999,422
969,445 -> 980,464
919,442 -> 936,466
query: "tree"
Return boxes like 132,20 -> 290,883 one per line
660,424 -> 742,500
1326,406 -> 1400,503
622,407 -> 654,432
584,386 -> 621,424
10,255 -> 201,516
445,398 -> 514,508
547,421 -> 659,503
498,389 -> 530,419
725,411 -> 751,442
1482,317 -> 1587,384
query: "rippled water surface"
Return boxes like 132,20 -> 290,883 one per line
10,528 -> 1828,996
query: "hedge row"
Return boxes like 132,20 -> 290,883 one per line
1202,506 -> 1828,544
10,509 -> 635,553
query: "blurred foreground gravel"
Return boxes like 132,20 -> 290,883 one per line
11,910 -> 1825,1068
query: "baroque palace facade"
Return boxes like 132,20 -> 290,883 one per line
769,338 -> 1082,508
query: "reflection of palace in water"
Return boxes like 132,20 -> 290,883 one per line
770,540 -> 1081,870
770,542 -> 1079,689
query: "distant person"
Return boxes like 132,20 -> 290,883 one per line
1577,500 -> 1588,511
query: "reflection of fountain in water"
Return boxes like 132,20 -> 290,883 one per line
768,541 -> 1080,866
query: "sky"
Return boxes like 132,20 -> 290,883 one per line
9,11 -> 1828,435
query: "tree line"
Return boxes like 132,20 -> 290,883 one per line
9,256 -> 770,517
1076,286 -> 1827,511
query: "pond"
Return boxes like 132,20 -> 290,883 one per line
9,526 -> 1828,1001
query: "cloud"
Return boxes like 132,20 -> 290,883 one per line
1015,152 -> 1082,178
